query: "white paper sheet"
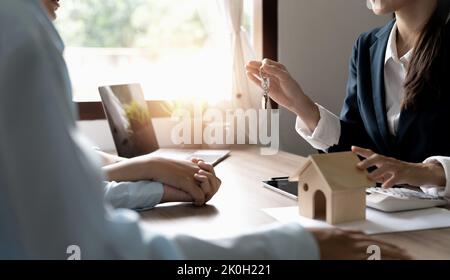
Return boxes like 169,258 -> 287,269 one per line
262,207 -> 450,235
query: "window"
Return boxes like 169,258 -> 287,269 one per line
56,0 -> 258,103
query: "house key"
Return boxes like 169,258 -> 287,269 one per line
260,68 -> 271,109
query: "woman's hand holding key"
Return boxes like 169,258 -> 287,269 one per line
246,58 -> 321,132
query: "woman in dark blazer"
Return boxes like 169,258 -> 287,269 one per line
247,0 -> 450,194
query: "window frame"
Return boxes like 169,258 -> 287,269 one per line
77,0 -> 278,121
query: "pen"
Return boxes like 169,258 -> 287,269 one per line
271,176 -> 289,181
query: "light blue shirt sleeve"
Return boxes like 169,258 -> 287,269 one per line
168,223 -> 320,260
103,181 -> 164,211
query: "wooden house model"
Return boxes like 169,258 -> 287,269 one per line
290,152 -> 374,225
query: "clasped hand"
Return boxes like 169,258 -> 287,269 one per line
157,157 -> 222,206
103,156 -> 221,206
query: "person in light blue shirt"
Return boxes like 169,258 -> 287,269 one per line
40,0 -> 222,212
0,0 -> 409,260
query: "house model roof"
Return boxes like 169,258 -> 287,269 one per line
290,152 -> 374,191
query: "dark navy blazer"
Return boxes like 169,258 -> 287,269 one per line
328,20 -> 450,163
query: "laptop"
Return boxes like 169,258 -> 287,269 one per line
98,83 -> 230,166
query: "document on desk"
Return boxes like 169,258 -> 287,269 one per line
262,207 -> 450,235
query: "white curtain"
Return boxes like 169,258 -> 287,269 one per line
218,0 -> 261,110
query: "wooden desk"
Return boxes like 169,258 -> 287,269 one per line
141,147 -> 450,259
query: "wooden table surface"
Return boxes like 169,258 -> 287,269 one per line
141,146 -> 450,259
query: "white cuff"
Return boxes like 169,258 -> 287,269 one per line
421,157 -> 450,199
295,104 -> 341,151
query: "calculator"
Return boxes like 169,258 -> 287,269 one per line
366,187 -> 448,212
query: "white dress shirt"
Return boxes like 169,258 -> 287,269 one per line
0,0 -> 319,259
295,23 -> 450,198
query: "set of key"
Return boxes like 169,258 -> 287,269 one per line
260,68 -> 271,109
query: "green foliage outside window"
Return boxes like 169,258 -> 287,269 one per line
55,0 -> 211,52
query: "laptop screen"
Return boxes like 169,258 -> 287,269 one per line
99,84 -> 159,158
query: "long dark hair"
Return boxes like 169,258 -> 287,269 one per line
403,0 -> 450,109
